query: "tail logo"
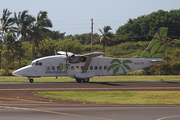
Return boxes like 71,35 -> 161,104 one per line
108,59 -> 132,74
133,27 -> 168,58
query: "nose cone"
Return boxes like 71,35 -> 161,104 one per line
12,65 -> 31,77
12,69 -> 23,77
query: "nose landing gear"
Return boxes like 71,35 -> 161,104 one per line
28,78 -> 34,83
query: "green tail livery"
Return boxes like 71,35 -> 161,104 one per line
132,27 -> 168,58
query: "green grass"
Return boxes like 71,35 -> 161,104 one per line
33,91 -> 180,104
0,75 -> 180,82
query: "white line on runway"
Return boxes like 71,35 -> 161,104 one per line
0,87 -> 180,91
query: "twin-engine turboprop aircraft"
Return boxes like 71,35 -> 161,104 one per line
12,27 -> 168,83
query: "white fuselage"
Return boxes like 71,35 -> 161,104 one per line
12,55 -> 162,78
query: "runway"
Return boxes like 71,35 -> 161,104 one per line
1,104 -> 180,120
0,81 -> 180,120
0,81 -> 180,91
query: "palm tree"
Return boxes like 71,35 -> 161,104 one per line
99,26 -> 113,56
0,9 -> 15,69
0,9 -> 15,38
3,33 -> 16,69
30,11 -> 52,59
12,10 -> 35,68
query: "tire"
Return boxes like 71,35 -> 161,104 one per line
83,78 -> 89,83
29,79 -> 34,83
76,78 -> 82,83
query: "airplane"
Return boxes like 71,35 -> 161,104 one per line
12,27 -> 168,83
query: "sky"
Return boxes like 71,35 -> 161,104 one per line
0,0 -> 180,35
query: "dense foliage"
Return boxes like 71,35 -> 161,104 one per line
0,9 -> 180,75
116,9 -> 180,42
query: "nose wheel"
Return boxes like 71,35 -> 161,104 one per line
29,78 -> 34,83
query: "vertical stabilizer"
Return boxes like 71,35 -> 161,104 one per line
132,27 -> 168,58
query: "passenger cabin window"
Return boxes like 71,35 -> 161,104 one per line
66,66 -> 70,70
71,66 -> 74,70
99,66 -> 102,70
52,66 -> 55,70
47,66 -> 50,70
81,66 -> 83,70
104,66 -> 107,70
90,66 -> 93,70
57,66 -> 60,71
76,66 -> 79,70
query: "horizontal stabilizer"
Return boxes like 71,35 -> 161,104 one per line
151,58 -> 163,62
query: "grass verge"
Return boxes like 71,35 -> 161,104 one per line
33,91 -> 180,104
0,75 -> 179,82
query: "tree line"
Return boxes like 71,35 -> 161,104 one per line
48,9 -> 180,46
0,9 -> 52,69
115,9 -> 180,41
1,8 -> 180,75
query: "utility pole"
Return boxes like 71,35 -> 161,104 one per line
91,18 -> 93,52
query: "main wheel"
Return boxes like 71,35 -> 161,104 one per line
76,78 -> 82,83
29,79 -> 34,83
83,78 -> 89,83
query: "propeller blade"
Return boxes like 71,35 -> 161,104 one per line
54,49 -> 57,55
66,49 -> 68,57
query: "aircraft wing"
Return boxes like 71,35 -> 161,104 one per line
57,51 -> 74,56
83,52 -> 105,57
82,52 -> 105,73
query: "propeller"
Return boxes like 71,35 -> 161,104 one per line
57,51 -> 77,63
54,49 -> 57,55
66,49 -> 68,57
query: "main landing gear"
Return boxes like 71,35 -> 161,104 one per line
76,78 -> 89,83
28,78 -> 34,83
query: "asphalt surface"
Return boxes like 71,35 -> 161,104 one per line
1,104 -> 180,120
0,81 -> 180,120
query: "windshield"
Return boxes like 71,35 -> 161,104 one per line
31,61 -> 42,66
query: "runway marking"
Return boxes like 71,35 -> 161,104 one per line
0,87 -> 180,91
0,97 -> 50,104
157,115 -> 180,120
0,105 -> 113,120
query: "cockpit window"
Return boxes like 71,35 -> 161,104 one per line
31,61 -> 42,66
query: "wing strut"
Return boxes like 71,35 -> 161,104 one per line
81,56 -> 92,73
81,52 -> 105,73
